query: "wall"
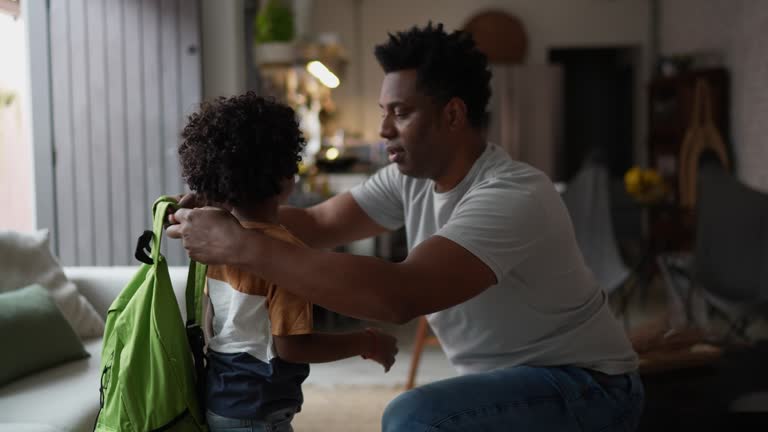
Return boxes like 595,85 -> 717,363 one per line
0,13 -> 33,232
661,0 -> 768,192
0,96 -> 33,232
310,0 -> 651,150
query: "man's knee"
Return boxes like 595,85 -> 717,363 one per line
382,389 -> 432,432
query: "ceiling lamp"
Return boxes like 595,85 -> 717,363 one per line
306,60 -> 340,88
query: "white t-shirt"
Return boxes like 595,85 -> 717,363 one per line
350,143 -> 638,375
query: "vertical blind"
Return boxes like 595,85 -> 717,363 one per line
48,0 -> 201,265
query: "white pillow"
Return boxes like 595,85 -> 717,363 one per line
0,229 -> 104,338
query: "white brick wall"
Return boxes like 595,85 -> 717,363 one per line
661,0 -> 768,192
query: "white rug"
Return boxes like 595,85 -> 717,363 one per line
292,385 -> 403,432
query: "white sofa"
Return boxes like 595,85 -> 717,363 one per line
0,266 -> 189,432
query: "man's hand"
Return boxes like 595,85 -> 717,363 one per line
363,328 -> 398,372
166,207 -> 244,265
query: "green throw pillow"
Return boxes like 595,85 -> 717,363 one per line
0,284 -> 89,386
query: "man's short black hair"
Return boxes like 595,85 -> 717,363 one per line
374,22 -> 492,130
179,92 -> 305,206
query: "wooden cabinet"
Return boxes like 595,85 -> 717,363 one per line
647,68 -> 730,251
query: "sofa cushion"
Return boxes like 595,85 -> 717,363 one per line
0,229 -> 104,338
65,266 -> 192,320
0,424 -> 64,432
0,338 -> 102,431
0,285 -> 89,386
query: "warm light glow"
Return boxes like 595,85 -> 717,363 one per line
306,61 -> 340,88
325,147 -> 340,160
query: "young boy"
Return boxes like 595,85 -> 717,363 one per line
177,92 -> 398,432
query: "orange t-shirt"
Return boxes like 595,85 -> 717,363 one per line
204,222 -> 312,361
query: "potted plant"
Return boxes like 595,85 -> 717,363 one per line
253,0 -> 296,65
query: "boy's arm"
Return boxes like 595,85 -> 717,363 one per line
273,328 -> 398,372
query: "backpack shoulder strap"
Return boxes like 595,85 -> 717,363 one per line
185,260 -> 207,327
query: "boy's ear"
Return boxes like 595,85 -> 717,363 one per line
278,176 -> 296,202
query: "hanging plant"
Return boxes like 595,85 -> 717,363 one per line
255,0 -> 295,43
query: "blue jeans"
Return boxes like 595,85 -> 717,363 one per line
206,407 -> 297,432
383,366 -> 644,431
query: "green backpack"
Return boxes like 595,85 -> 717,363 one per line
93,196 -> 208,432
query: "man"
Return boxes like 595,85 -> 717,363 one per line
168,23 -> 643,431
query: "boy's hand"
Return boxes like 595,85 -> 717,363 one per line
363,328 -> 398,372
177,192 -> 203,209
173,192 -> 233,211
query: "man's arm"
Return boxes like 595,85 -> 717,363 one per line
167,207 -> 496,323
278,192 -> 389,249
247,231 -> 497,323
177,191 -> 388,250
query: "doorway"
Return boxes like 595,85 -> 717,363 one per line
549,47 -> 638,182
549,46 -> 643,262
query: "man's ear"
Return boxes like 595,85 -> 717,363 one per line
443,97 -> 468,131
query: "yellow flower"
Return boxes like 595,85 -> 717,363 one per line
624,166 -> 667,204
624,167 -> 643,196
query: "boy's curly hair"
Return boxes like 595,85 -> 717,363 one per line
374,22 -> 492,130
179,92 -> 305,206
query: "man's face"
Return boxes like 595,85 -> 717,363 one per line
378,70 -> 447,179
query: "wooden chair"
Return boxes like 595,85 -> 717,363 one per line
679,79 -> 731,208
405,316 -> 440,390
